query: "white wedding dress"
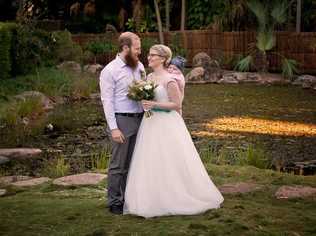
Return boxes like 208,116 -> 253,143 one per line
123,84 -> 224,218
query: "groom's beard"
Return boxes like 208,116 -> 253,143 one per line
125,51 -> 139,69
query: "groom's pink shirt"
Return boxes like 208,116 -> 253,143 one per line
99,55 -> 145,130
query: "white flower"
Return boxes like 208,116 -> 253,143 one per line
144,85 -> 152,90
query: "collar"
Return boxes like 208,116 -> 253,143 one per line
116,54 -> 126,68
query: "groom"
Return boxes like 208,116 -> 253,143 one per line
99,32 -> 145,214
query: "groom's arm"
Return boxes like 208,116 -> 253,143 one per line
99,68 -> 118,130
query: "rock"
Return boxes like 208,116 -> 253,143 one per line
83,64 -> 103,75
218,73 -> 239,84
0,189 -> 6,196
57,61 -> 82,74
0,148 -> 42,160
53,173 -> 107,186
256,73 -> 290,85
219,182 -> 262,194
14,91 -> 54,111
244,73 -> 263,83
275,185 -> 316,199
11,177 -> 51,187
292,75 -> 316,89
185,67 -> 205,82
192,52 -> 211,68
0,156 -> 10,165
0,176 -> 33,185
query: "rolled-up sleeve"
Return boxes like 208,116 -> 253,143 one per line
100,68 -> 118,130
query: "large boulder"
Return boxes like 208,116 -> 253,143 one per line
57,61 -> 82,74
83,64 -> 103,75
192,52 -> 211,68
185,67 -> 205,82
14,91 -> 54,111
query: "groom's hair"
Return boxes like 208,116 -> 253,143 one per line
118,32 -> 140,52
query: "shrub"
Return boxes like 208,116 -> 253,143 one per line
0,23 -> 16,80
51,30 -> 83,63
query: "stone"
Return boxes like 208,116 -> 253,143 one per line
11,177 -> 51,187
0,189 -> 6,196
292,75 -> 316,89
218,74 -> 239,84
0,156 -> 10,165
192,52 -> 211,68
14,91 -> 54,111
0,176 -> 33,185
57,61 -> 82,74
185,67 -> 205,82
275,185 -> 316,199
219,182 -> 262,194
0,148 -> 42,160
53,173 -> 107,186
83,64 -> 103,75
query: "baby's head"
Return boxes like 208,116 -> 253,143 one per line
168,56 -> 186,73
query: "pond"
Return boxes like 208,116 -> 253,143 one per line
1,84 -> 315,176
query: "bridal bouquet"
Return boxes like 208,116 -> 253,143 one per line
127,80 -> 157,117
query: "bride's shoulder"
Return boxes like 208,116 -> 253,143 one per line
164,73 -> 177,84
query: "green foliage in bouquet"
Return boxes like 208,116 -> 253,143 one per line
127,80 -> 157,101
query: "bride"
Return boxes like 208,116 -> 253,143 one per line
123,44 -> 224,218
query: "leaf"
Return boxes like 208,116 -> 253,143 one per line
234,55 -> 253,72
256,31 -> 275,52
271,0 -> 288,25
282,58 -> 299,79
247,0 -> 267,31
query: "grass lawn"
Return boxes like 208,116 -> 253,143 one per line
1,165 -> 316,236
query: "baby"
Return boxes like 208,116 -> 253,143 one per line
168,56 -> 186,114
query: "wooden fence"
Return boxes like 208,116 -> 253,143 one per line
72,30 -> 316,73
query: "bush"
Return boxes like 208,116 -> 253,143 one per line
0,23 -> 16,80
51,30 -> 83,63
13,25 -> 55,75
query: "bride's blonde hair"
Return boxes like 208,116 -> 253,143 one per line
150,44 -> 172,67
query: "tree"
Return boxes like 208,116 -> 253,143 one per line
165,0 -> 170,31
235,0 -> 298,79
180,0 -> 185,31
154,0 -> 164,44
296,0 -> 302,32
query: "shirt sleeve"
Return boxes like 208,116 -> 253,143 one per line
99,68 -> 118,130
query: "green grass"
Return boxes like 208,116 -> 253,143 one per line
1,165 -> 316,236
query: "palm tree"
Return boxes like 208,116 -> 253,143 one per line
235,0 -> 298,78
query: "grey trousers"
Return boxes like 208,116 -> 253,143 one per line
106,114 -> 142,207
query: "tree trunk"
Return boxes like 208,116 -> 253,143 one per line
165,0 -> 170,31
296,0 -> 301,32
132,0 -> 143,32
180,0 -> 185,31
154,0 -> 164,44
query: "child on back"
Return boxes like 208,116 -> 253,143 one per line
167,56 -> 186,115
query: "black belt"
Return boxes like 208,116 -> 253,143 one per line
115,112 -> 143,118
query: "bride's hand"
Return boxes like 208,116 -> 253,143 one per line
141,100 -> 156,110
